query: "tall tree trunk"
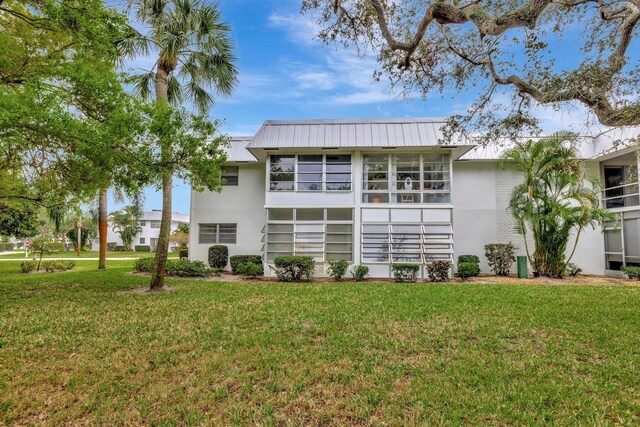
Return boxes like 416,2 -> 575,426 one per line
76,217 -> 82,257
150,170 -> 172,290
149,63 -> 171,290
98,188 -> 108,269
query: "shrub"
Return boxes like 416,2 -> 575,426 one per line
230,255 -> 263,274
166,260 -> 212,277
457,262 -> 480,281
565,262 -> 582,277
351,265 -> 369,282
20,261 -> 36,273
134,245 -> 151,252
0,242 -> 14,252
458,254 -> 480,265
273,256 -> 315,282
115,245 -> 125,252
236,262 -> 263,278
427,260 -> 452,282
42,260 -> 75,272
484,243 -> 516,276
621,265 -> 640,280
179,248 -> 189,260
107,242 -> 117,251
134,257 -> 155,273
392,263 -> 420,283
208,245 -> 229,269
327,260 -> 349,282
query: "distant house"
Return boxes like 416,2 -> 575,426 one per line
188,117 -> 640,278
91,210 -> 189,251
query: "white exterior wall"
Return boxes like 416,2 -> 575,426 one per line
452,160 -> 607,275
189,163 -> 265,267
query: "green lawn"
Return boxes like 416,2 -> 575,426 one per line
0,250 -> 178,259
1,261 -> 639,425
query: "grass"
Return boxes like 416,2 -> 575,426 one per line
1,262 -> 639,425
0,250 -> 178,259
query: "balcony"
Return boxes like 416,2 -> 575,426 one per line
602,181 -> 640,209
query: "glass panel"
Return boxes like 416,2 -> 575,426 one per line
392,253 -> 422,262
363,253 -> 389,262
270,155 -> 295,172
295,232 -> 324,242
362,234 -> 389,243
326,243 -> 353,252
267,243 -> 293,252
326,164 -> 351,173
363,193 -> 389,203
298,182 -> 323,191
298,154 -> 323,162
270,181 -> 294,191
327,224 -> 353,233
298,173 -> 322,181
393,193 -> 421,204
296,209 -> 324,221
267,233 -> 293,242
296,224 -> 324,232
326,209 -> 352,221
392,243 -> 422,252
268,224 -> 294,233
363,225 -> 389,233
326,154 -> 351,163
423,193 -> 451,203
326,182 -> 351,191
605,230 -> 622,253
267,252 -> 292,261
423,225 -> 453,234
269,209 -> 293,221
362,244 -> 390,253
327,253 -> 352,261
326,233 -> 352,243
392,225 -> 421,233
326,173 -> 351,182
218,234 -> 236,244
221,166 -> 239,186
298,164 -> 322,173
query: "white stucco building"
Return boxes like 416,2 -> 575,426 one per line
92,210 -> 189,251
189,118 -> 640,278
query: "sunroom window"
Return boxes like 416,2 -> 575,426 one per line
361,223 -> 453,263
269,154 -> 352,191
362,153 -> 450,203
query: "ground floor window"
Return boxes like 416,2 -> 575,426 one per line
361,223 -> 453,263
139,238 -> 145,244
199,223 -> 237,244
265,208 -> 353,261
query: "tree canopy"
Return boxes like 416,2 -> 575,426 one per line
302,0 -> 640,141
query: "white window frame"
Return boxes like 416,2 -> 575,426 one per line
198,223 -> 237,244
268,154 -> 353,192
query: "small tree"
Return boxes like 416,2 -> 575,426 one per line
29,236 -> 65,271
503,135 -> 615,278
110,206 -> 142,251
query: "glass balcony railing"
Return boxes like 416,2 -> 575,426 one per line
602,181 -> 640,209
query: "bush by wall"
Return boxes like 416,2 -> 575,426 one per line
327,260 -> 349,281
135,245 -> 151,252
134,257 -> 218,277
392,263 -> 420,283
20,261 -> 37,273
114,245 -> 126,252
427,260 -> 452,282
484,243 -> 516,276
208,245 -> 229,269
273,256 -> 315,282
107,242 -> 117,252
230,255 -> 262,274
621,265 -> 640,280
457,262 -> 480,281
457,254 -> 480,265
351,265 -> 369,282
236,262 -> 263,278
179,248 -> 189,260
42,260 -> 75,272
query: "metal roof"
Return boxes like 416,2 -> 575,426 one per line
224,136 -> 258,162
245,118 -> 465,149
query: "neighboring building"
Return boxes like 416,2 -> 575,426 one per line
189,118 -> 640,278
92,210 -> 189,251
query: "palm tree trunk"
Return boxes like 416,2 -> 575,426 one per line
76,217 -> 82,257
150,63 -> 171,290
98,188 -> 108,269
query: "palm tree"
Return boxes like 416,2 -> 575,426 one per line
123,0 -> 237,290
110,205 -> 142,251
502,135 -> 615,278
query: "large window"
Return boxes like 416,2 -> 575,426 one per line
199,223 -> 237,244
221,166 -> 239,186
361,223 -> 453,263
362,153 -> 450,203
265,208 -> 353,261
269,154 -> 352,192
150,220 -> 161,229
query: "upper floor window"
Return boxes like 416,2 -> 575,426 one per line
221,166 -> 239,186
362,153 -> 450,204
269,154 -> 352,192
150,220 -> 161,229
139,220 -> 147,227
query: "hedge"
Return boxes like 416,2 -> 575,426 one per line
457,254 -> 480,265
457,262 -> 480,281
273,256 -> 315,282
42,260 -> 75,272
0,243 -> 14,252
134,245 -> 151,252
208,245 -> 228,269
230,255 -> 262,274
134,258 -> 219,277
392,263 -> 420,283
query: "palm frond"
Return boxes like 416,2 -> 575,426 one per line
130,70 -> 156,100
166,74 -> 184,106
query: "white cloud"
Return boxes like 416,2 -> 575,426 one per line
267,12 -> 319,46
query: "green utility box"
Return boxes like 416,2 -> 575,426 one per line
517,256 -> 528,279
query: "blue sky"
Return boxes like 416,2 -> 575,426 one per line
122,0 -> 615,215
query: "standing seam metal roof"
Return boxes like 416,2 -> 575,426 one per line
245,118 -> 459,149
